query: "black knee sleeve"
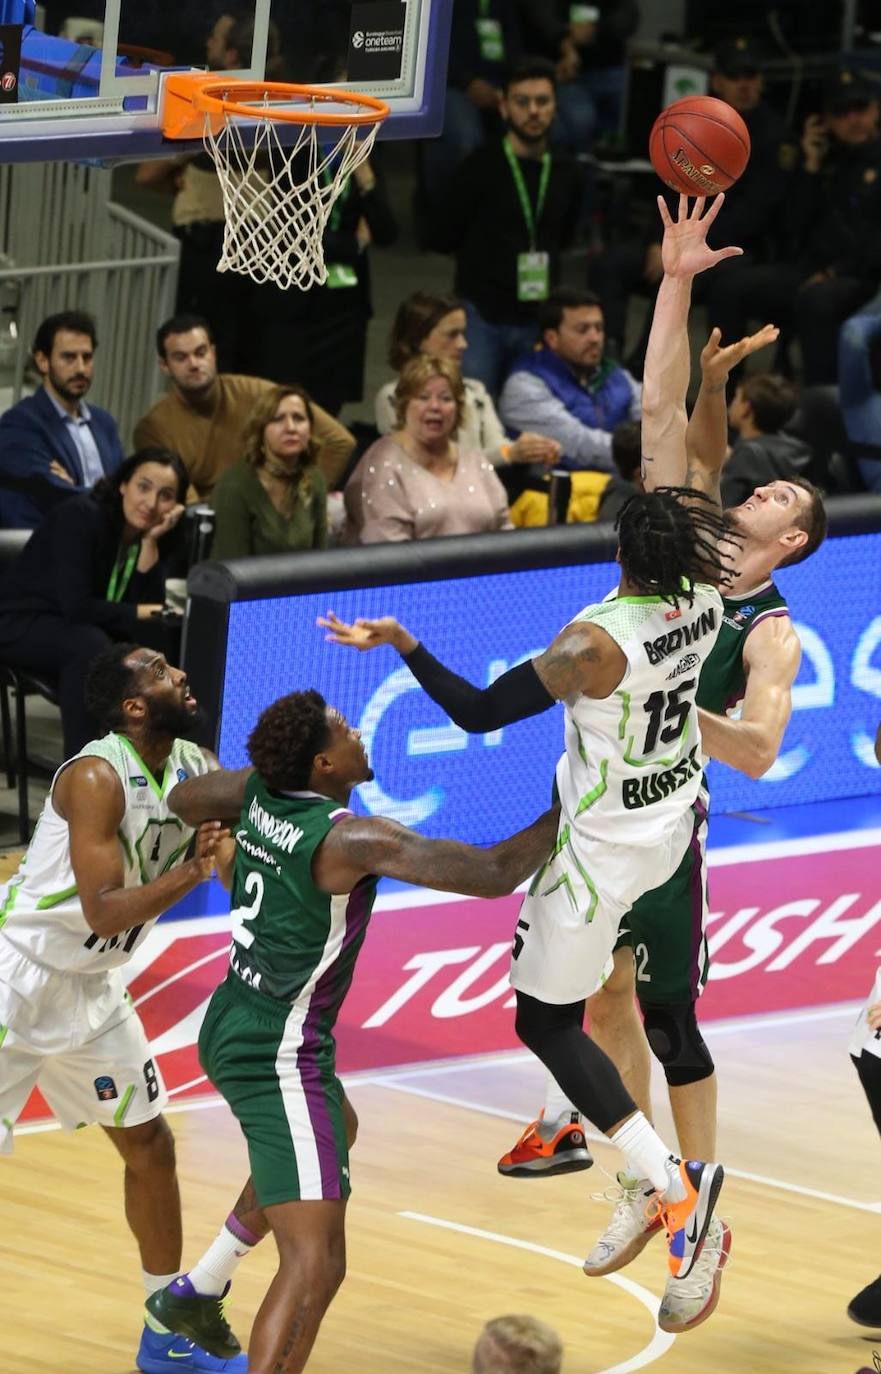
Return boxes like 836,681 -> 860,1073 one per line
515,991 -> 636,1133
641,1000 -> 714,1087
853,1051 -> 881,1139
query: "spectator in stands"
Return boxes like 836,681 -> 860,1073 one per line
597,417 -> 642,522
516,0 -> 639,149
722,374 -> 812,508
133,315 -> 355,501
472,1314 -> 563,1374
431,56 -> 582,397
210,385 -> 327,559
0,310 -> 125,530
135,13 -> 284,374
839,310 -> 881,491
706,70 -> 881,386
595,38 -> 795,373
419,0 -> 522,216
254,155 -> 398,415
499,287 -> 640,471
0,449 -> 187,755
344,356 -> 512,543
375,291 -> 559,470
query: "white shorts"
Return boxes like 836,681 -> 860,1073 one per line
849,965 -> 881,1062
0,943 -> 168,1154
510,805 -> 698,1005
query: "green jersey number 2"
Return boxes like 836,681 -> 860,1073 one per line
231,871 -> 264,950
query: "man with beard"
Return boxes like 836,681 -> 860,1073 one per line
0,642 -> 264,1373
0,311 -> 125,529
133,315 -> 355,501
431,56 -> 583,396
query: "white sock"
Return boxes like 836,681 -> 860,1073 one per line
543,1071 -> 580,1125
188,1216 -> 260,1297
610,1112 -> 681,1196
622,1153 -> 644,1183
142,1269 -> 179,1298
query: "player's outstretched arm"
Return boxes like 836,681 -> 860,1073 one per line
314,805 -> 561,899
168,766 -> 254,824
56,760 -> 224,938
641,195 -> 742,492
685,322 -> 779,508
319,610 -> 556,732
697,615 -> 800,777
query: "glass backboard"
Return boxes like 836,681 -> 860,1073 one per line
0,0 -> 451,161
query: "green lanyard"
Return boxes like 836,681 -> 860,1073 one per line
106,541 -> 139,603
503,136 -> 551,252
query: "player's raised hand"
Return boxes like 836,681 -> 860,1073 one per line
868,1001 -> 881,1033
318,610 -> 418,654
699,322 -> 779,387
193,820 -> 229,880
658,194 -> 743,279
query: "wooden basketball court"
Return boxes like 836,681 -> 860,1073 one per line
3,998 -> 878,1374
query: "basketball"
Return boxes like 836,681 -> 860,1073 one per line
649,96 -> 751,196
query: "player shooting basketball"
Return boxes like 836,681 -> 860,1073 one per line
319,194 -> 828,1334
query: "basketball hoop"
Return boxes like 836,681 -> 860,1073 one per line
162,73 -> 390,290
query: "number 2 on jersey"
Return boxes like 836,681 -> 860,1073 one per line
230,871 -> 264,949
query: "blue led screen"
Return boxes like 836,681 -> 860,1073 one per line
216,531 -> 881,843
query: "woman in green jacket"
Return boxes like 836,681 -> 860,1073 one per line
211,384 -> 328,559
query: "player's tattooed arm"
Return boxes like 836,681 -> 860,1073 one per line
168,766 -> 255,824
533,622 -> 627,703
315,806 -> 561,898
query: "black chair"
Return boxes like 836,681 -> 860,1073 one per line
0,529 -> 60,845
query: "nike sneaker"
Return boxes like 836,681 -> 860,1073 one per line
145,1278 -> 242,1358
582,1173 -> 662,1276
849,1275 -> 881,1328
136,1324 -> 247,1373
648,1157 -> 725,1280
497,1112 -> 593,1177
657,1217 -> 731,1332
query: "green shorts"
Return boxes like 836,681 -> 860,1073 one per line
199,975 -> 351,1207
614,792 -> 710,1005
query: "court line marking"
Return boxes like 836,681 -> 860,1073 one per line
399,1212 -> 674,1374
373,1079 -> 881,1216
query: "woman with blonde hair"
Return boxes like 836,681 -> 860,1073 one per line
374,291 -> 560,470
211,384 -> 328,559
346,355 -> 512,543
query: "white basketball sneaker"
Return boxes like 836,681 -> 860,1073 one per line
657,1217 -> 732,1333
582,1173 -> 663,1277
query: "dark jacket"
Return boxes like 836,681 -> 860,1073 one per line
721,432 -> 812,509
0,493 -> 165,641
784,136 -> 881,282
0,386 -> 125,530
432,138 -> 582,323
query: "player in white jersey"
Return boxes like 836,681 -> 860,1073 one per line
324,484 -> 733,1283
0,642 -> 263,1374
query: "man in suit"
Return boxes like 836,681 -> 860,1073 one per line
0,310 -> 125,529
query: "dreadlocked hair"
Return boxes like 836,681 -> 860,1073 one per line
615,486 -> 736,606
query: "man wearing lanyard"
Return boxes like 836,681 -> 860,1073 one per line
0,310 -> 125,529
432,55 -> 583,397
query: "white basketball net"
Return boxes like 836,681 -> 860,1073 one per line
204,101 -> 381,291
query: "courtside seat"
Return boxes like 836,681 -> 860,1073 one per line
0,529 -> 60,844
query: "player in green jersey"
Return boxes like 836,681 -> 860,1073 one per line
318,196 -> 828,1335
148,687 -> 561,1374
0,641 -> 272,1374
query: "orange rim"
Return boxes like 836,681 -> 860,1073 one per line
162,72 -> 390,139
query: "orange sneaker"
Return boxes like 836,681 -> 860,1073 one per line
647,1158 -> 725,1280
497,1112 -> 593,1177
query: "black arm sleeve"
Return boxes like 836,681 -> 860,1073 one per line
402,643 -> 555,732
